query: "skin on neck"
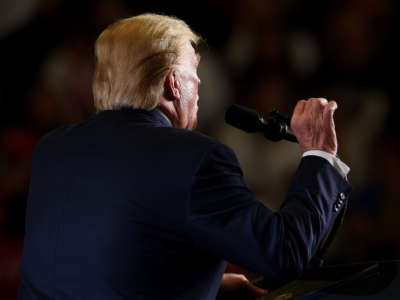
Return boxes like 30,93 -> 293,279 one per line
157,42 -> 200,130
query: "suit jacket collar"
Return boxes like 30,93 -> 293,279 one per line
98,108 -> 172,128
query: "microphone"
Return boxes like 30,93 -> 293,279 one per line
225,104 -> 298,143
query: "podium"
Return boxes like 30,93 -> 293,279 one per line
254,260 -> 400,299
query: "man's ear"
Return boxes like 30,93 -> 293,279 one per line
164,70 -> 181,101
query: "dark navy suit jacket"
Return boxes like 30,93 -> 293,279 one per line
18,108 -> 351,300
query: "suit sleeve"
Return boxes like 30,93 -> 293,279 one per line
185,143 -> 352,282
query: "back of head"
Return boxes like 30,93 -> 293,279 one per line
92,13 -> 201,112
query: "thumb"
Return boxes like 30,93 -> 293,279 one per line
323,101 -> 337,125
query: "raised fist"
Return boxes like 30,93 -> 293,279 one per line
291,98 -> 338,156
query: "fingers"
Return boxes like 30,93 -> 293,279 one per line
294,99 -> 306,114
304,98 -> 327,115
320,98 -> 328,105
309,97 -> 328,107
291,99 -> 306,126
292,98 -> 327,126
296,98 -> 334,116
324,100 -> 337,116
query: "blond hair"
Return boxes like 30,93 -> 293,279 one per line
92,13 -> 201,112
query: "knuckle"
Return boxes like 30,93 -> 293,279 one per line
308,97 -> 327,106
326,101 -> 338,112
314,98 -> 324,106
295,100 -> 306,107
306,98 -> 319,108
319,97 -> 328,104
330,100 -> 338,108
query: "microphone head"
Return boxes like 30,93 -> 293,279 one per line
225,104 -> 262,133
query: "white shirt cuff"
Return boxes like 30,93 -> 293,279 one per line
302,150 -> 350,178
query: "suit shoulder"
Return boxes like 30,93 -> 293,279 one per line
34,124 -> 79,151
165,128 -> 241,171
166,127 -> 234,153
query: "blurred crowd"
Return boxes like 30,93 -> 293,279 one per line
0,0 -> 399,298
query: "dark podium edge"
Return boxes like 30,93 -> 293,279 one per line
254,260 -> 400,299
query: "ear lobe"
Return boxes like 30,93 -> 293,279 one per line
164,70 -> 181,101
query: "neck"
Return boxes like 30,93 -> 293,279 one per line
155,108 -> 172,126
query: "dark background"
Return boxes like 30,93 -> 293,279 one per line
0,0 -> 399,298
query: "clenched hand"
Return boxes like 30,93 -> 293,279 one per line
291,98 -> 338,156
